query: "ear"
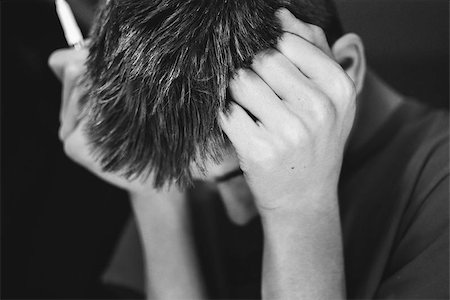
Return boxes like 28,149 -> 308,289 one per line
331,33 -> 366,95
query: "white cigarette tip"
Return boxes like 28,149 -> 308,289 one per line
56,0 -> 84,46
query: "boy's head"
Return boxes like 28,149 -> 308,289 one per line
85,0 -> 343,188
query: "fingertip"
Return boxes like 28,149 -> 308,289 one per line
276,7 -> 290,17
276,7 -> 293,22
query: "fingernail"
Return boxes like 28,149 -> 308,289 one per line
275,8 -> 290,19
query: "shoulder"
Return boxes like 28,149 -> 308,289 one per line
377,100 -> 449,298
395,100 -> 448,218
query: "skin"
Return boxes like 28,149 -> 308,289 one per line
48,8 -> 405,299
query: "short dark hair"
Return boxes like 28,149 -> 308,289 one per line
84,0 -> 343,188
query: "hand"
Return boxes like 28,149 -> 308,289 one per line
220,9 -> 356,217
48,46 -> 205,300
48,46 -> 176,196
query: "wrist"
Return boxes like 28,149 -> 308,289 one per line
259,190 -> 339,227
260,193 -> 345,299
128,180 -> 181,198
130,187 -> 188,225
130,188 -> 206,299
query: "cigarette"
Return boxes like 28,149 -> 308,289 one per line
55,0 -> 84,49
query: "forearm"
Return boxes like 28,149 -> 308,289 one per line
130,190 -> 206,300
261,194 -> 346,300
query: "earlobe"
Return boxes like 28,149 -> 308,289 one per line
331,33 -> 366,94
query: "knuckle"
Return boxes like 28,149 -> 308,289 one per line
339,76 -> 357,99
248,137 -> 277,164
48,51 -> 59,69
279,32 -> 294,45
306,97 -> 336,129
58,126 -> 65,142
64,63 -> 84,80
329,60 -> 345,76
279,116 -> 308,146
330,72 -> 356,100
47,49 -> 67,68
63,139 -> 77,160
309,24 -> 326,39
342,93 -> 357,120
294,27 -> 314,42
62,135 -> 85,164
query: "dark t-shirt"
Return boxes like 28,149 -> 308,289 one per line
339,99 -> 449,298
103,98 -> 449,299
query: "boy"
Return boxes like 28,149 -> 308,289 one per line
49,0 -> 449,298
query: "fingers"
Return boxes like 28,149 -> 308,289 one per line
60,61 -> 85,115
63,119 -> 120,186
49,42 -> 162,191
60,63 -> 88,141
59,82 -> 87,140
276,32 -> 354,105
251,49 -> 337,133
251,49 -> 323,113
222,10 -> 339,147
276,32 -> 341,84
63,118 -> 91,165
219,103 -> 259,152
276,8 -> 332,57
48,47 -> 88,81
228,68 -> 288,128
63,118 -> 116,186
274,9 -> 347,96
48,46 -> 90,141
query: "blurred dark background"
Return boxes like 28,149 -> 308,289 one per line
1,0 -> 448,298
337,0 -> 448,109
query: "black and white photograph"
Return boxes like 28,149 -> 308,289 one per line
2,0 -> 449,299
